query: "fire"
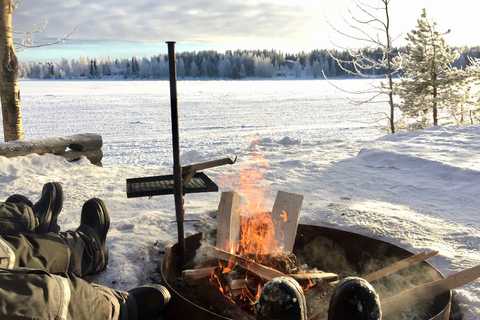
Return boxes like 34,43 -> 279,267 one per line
212,134 -> 312,312
220,134 -> 282,258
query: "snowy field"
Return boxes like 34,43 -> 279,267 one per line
1,79 -> 480,319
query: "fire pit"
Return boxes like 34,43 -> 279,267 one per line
161,224 -> 451,320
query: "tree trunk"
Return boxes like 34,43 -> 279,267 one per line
384,0 -> 396,134
432,90 -> 438,126
0,0 -> 23,142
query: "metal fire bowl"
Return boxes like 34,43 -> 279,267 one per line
161,224 -> 451,320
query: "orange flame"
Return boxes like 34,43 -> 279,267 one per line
213,134 -> 312,311
219,134 -> 284,259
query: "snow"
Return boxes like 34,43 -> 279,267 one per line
2,79 -> 480,319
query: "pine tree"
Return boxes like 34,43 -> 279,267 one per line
394,9 -> 476,129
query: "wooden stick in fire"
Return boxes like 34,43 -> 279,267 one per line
380,263 -> 480,315
362,250 -> 439,283
202,245 -> 338,283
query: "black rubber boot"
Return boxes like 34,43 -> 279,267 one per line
328,277 -> 382,320
72,198 -> 110,276
32,182 -> 64,233
79,198 -> 110,250
125,284 -> 171,319
257,276 -> 307,320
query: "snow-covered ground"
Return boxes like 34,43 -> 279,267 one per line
1,79 -> 479,319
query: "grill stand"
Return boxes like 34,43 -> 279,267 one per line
126,41 -> 235,269
167,41 -> 186,265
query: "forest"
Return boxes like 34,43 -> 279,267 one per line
18,46 -> 480,80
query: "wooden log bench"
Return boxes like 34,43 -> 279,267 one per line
0,133 -> 103,165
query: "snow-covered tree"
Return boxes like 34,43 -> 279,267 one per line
139,56 -> 150,78
393,9 -> 476,129
254,55 -> 274,78
218,56 -> 233,78
59,57 -> 71,78
293,59 -> 302,78
190,60 -> 199,78
176,58 -> 185,79
311,60 -> 320,78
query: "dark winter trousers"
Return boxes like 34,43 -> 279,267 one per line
0,202 -> 105,277
0,268 -> 131,320
0,202 -> 123,320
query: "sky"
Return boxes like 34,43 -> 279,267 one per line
12,0 -> 480,62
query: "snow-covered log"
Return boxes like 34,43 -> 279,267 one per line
0,133 -> 103,165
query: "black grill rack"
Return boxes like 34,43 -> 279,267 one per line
126,172 -> 218,198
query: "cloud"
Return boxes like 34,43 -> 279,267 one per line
12,0 -> 478,61
13,0 -> 330,49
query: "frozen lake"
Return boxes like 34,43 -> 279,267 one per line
18,79 -> 385,167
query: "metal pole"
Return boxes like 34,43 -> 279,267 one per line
166,41 -> 185,265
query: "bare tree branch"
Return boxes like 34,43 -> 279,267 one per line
12,4 -> 76,52
326,0 -> 399,133
14,24 -> 77,52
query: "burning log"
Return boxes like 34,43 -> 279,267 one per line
202,245 -> 338,283
182,266 -> 218,285
216,191 -> 241,251
362,251 -> 439,283
380,263 -> 480,315
291,272 -> 338,283
271,190 -> 304,253
183,265 -> 338,286
228,278 -> 247,295
195,277 -> 255,320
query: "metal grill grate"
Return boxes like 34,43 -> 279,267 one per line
126,172 -> 218,198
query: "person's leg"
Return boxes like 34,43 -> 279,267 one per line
0,202 -> 36,235
0,267 -> 171,320
1,182 -> 63,234
94,283 -> 171,320
60,198 -> 110,277
0,268 -> 113,320
0,198 -> 109,277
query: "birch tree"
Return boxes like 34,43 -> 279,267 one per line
327,0 -> 399,133
0,0 -> 22,141
0,0 -> 75,142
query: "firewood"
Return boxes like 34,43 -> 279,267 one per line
203,245 -> 338,283
291,272 -> 338,283
216,191 -> 241,251
362,251 -> 439,283
204,245 -> 285,281
183,264 -> 338,288
228,278 -> 246,295
182,266 -> 218,285
195,277 -> 255,320
380,264 -> 480,315
271,190 -> 304,253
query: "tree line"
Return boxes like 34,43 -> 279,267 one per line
18,46 -> 480,80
